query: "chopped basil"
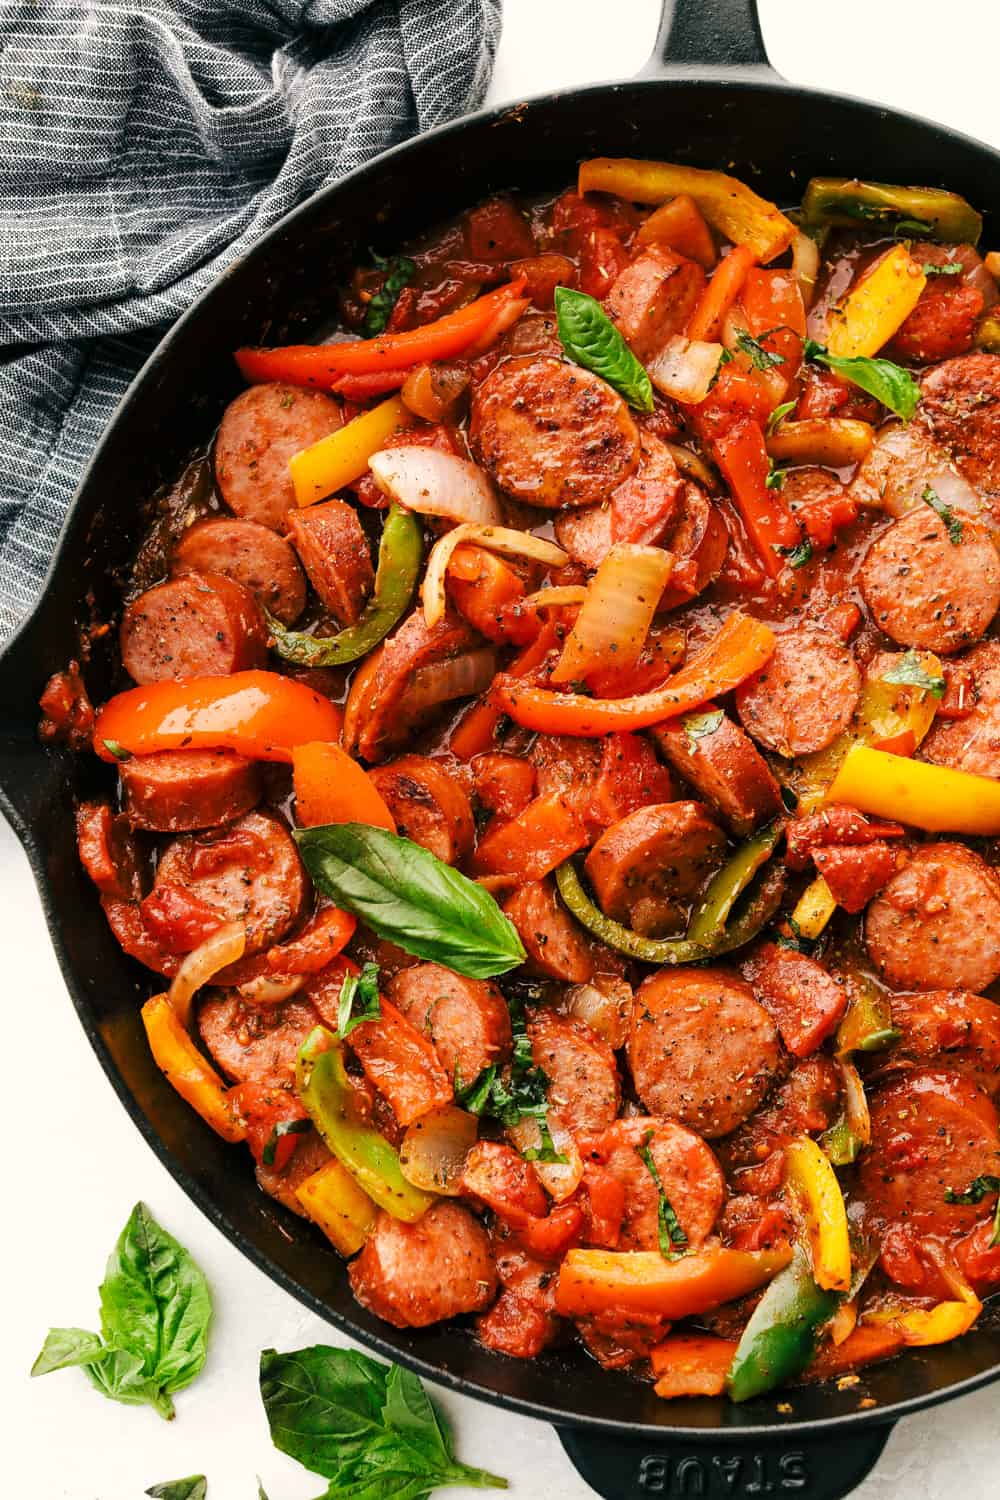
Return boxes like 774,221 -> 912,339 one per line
765,459 -> 786,491
766,399 -> 797,435
554,286 -> 654,412
775,538 -> 813,569
882,649 -> 946,699
336,960 -> 382,1038
803,338 -> 920,423
146,1479 -> 207,1500
103,739 -> 132,761
455,1063 -> 498,1115
455,1000 -> 566,1163
638,1130 -> 688,1259
776,917 -> 813,954
735,330 -> 786,372
260,1116 -> 312,1168
363,252 -> 416,336
923,261 -> 963,276
683,708 -> 724,746
922,483 -> 963,544
944,1174 -> 1000,1247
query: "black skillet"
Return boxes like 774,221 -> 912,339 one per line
2,2 -> 999,1495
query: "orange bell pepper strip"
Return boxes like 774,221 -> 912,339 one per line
650,1333 -> 739,1399
236,278 -> 528,388
141,994 -> 246,1143
292,741 -> 395,831
94,671 -> 342,764
347,998 -> 453,1127
637,193 -> 717,268
800,1323 -> 904,1382
711,418 -> 802,578
687,244 -> 756,342
555,1245 -> 792,1319
473,790 -> 589,881
449,616 -> 561,759
492,611 -> 776,737
741,266 -> 807,374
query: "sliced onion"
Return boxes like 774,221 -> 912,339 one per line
563,976 -> 634,1050
792,230 -> 821,309
837,1058 -> 871,1148
666,442 -> 718,491
852,422 -> 982,517
550,543 -> 674,686
422,522 -> 568,627
399,1104 -> 478,1194
649,335 -> 724,405
520,585 -> 589,610
399,647 -> 497,719
168,921 -> 246,1028
507,1111 -> 583,1202
721,303 -> 751,352
369,447 -> 504,526
237,973 -> 306,1006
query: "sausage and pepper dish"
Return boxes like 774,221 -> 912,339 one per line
39,160 -> 1000,1403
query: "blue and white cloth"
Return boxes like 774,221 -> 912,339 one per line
0,0 -> 501,637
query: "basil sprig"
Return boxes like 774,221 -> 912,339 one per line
364,251 -> 417,336
295,823 -> 525,979
32,1203 -> 211,1421
458,997 -> 567,1164
883,649 -> 946,698
554,285 -> 654,412
146,1480 -> 207,1500
922,483 -> 964,544
803,338 -> 920,422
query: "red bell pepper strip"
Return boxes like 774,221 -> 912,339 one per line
711,418 -> 802,578
449,616 -> 561,759
94,671 -> 342,764
235,278 -> 528,389
492,612 -> 775,737
687,244 -> 756,342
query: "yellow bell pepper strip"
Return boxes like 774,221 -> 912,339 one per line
784,1136 -> 852,1292
827,743 -> 1000,835
766,417 -> 874,468
289,395 -> 415,506
725,1246 -> 840,1401
235,278 -> 528,389
492,611 -> 775,737
141,994 -> 246,1143
578,158 -> 795,263
801,177 -> 983,244
825,245 -> 927,359
835,972 -> 900,1055
295,1156 -> 377,1256
554,1245 -> 792,1320
790,874 -> 838,941
862,1247 -> 983,1347
976,308 -> 1000,352
296,1026 -> 434,1222
266,504 -> 422,668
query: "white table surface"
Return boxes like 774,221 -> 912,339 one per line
5,3 -> 999,1496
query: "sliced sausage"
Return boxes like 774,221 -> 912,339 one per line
119,749 -> 262,832
460,1140 -> 548,1225
527,1010 -> 620,1137
720,1057 -> 842,1171
348,1201 -> 498,1328
921,639 -> 1000,777
173,517 -> 307,625
657,485 -> 729,611
583,801 -> 726,938
155,810 -> 306,955
609,431 -> 686,551
735,627 -> 860,757
865,843 -> 1000,993
284,499 -> 374,625
120,570 -> 267,685
387,962 -> 512,1088
652,709 -> 782,837
554,502 -> 612,570
469,355 -> 640,509
882,990 -> 1000,1099
198,991 -> 320,1086
594,1116 -> 725,1252
100,895 -> 180,975
918,352 -> 1000,505
368,754 -> 474,864
76,802 -> 144,900
747,943 -> 848,1058
858,1070 -> 1000,1233
504,877 -> 595,983
628,968 -> 782,1138
605,248 -> 705,363
214,382 -> 343,531
859,506 -> 1000,654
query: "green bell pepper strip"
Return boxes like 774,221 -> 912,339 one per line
725,1245 -> 840,1402
266,503 -> 423,667
835,974 -> 900,1055
800,178 -> 982,244
687,822 -> 780,944
296,1026 -> 434,1221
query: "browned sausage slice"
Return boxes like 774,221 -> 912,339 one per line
882,990 -> 1000,1099
858,1070 -> 1000,1232
652,709 -> 782,836
554,503 -> 612,569
865,843 -> 1000,993
605,248 -> 705,362
173,517 -> 307,625
858,507 -> 1000,654
918,352 -> 1000,506
155,809 -> 307,955
119,749 -> 262,832
628,968 -> 782,1138
735,627 -> 860,756
76,802 -> 144,900
368,755 -> 474,864
527,1010 -> 620,1136
120,570 -> 267,685
348,1201 -> 498,1328
504,877 -> 595,983
594,1116 -> 725,1251
284,499 -> 374,625
214,382 -> 343,531
469,355 -> 640,509
198,992 -> 321,1086
583,801 -> 726,937
921,639 -> 1000,777
387,962 -> 512,1087
657,484 -> 729,612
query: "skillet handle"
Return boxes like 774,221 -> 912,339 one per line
556,1421 -> 895,1500
641,0 -> 779,78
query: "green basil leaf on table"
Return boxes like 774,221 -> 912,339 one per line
295,824 -> 525,979
554,285 -> 654,412
31,1327 -> 106,1376
802,338 -> 920,422
146,1478 -> 207,1500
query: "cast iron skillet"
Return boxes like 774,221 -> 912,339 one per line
2,2 -> 999,1495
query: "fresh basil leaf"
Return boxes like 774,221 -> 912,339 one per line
363,253 -> 416,337
455,1064 -> 497,1115
85,1346 -> 171,1417
923,261 -> 963,276
261,1115 -> 313,1167
103,738 -> 132,761
735,330 -> 785,372
258,1483 -> 269,1500
945,1174 -> 1000,1247
766,399 -> 796,435
776,916 -> 813,954
554,285 -> 654,412
803,339 -> 920,422
337,961 -> 382,1039
922,483 -> 964,543
638,1130 -> 689,1260
294,824 -> 525,979
382,1364 -> 450,1463
146,1477 -> 207,1500
31,1327 -> 107,1377
882,649 -> 946,698
683,708 -> 724,746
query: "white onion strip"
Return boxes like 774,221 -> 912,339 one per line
507,1112 -> 583,1202
399,1105 -> 478,1195
649,335 -> 725,405
400,647 -> 497,718
837,1058 -> 871,1148
520,585 -> 589,611
421,523 -> 568,627
236,973 -> 306,1007
168,921 -> 246,1028
550,543 -> 674,686
792,230 -> 821,309
369,446 -> 504,527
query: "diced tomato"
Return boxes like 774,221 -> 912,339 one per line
579,1162 -> 627,1248
822,601 -> 862,641
509,253 -> 576,309
140,882 -> 226,954
795,367 -> 882,424
465,197 -> 536,262
516,1202 -> 585,1260
741,267 -> 806,376
784,806 -> 906,871
956,1217 -> 1000,1289
579,226 -> 630,300
797,488 -> 859,549
461,1141 -> 548,1227
448,545 -> 533,643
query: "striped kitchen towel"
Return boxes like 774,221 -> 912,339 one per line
0,0 -> 501,638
